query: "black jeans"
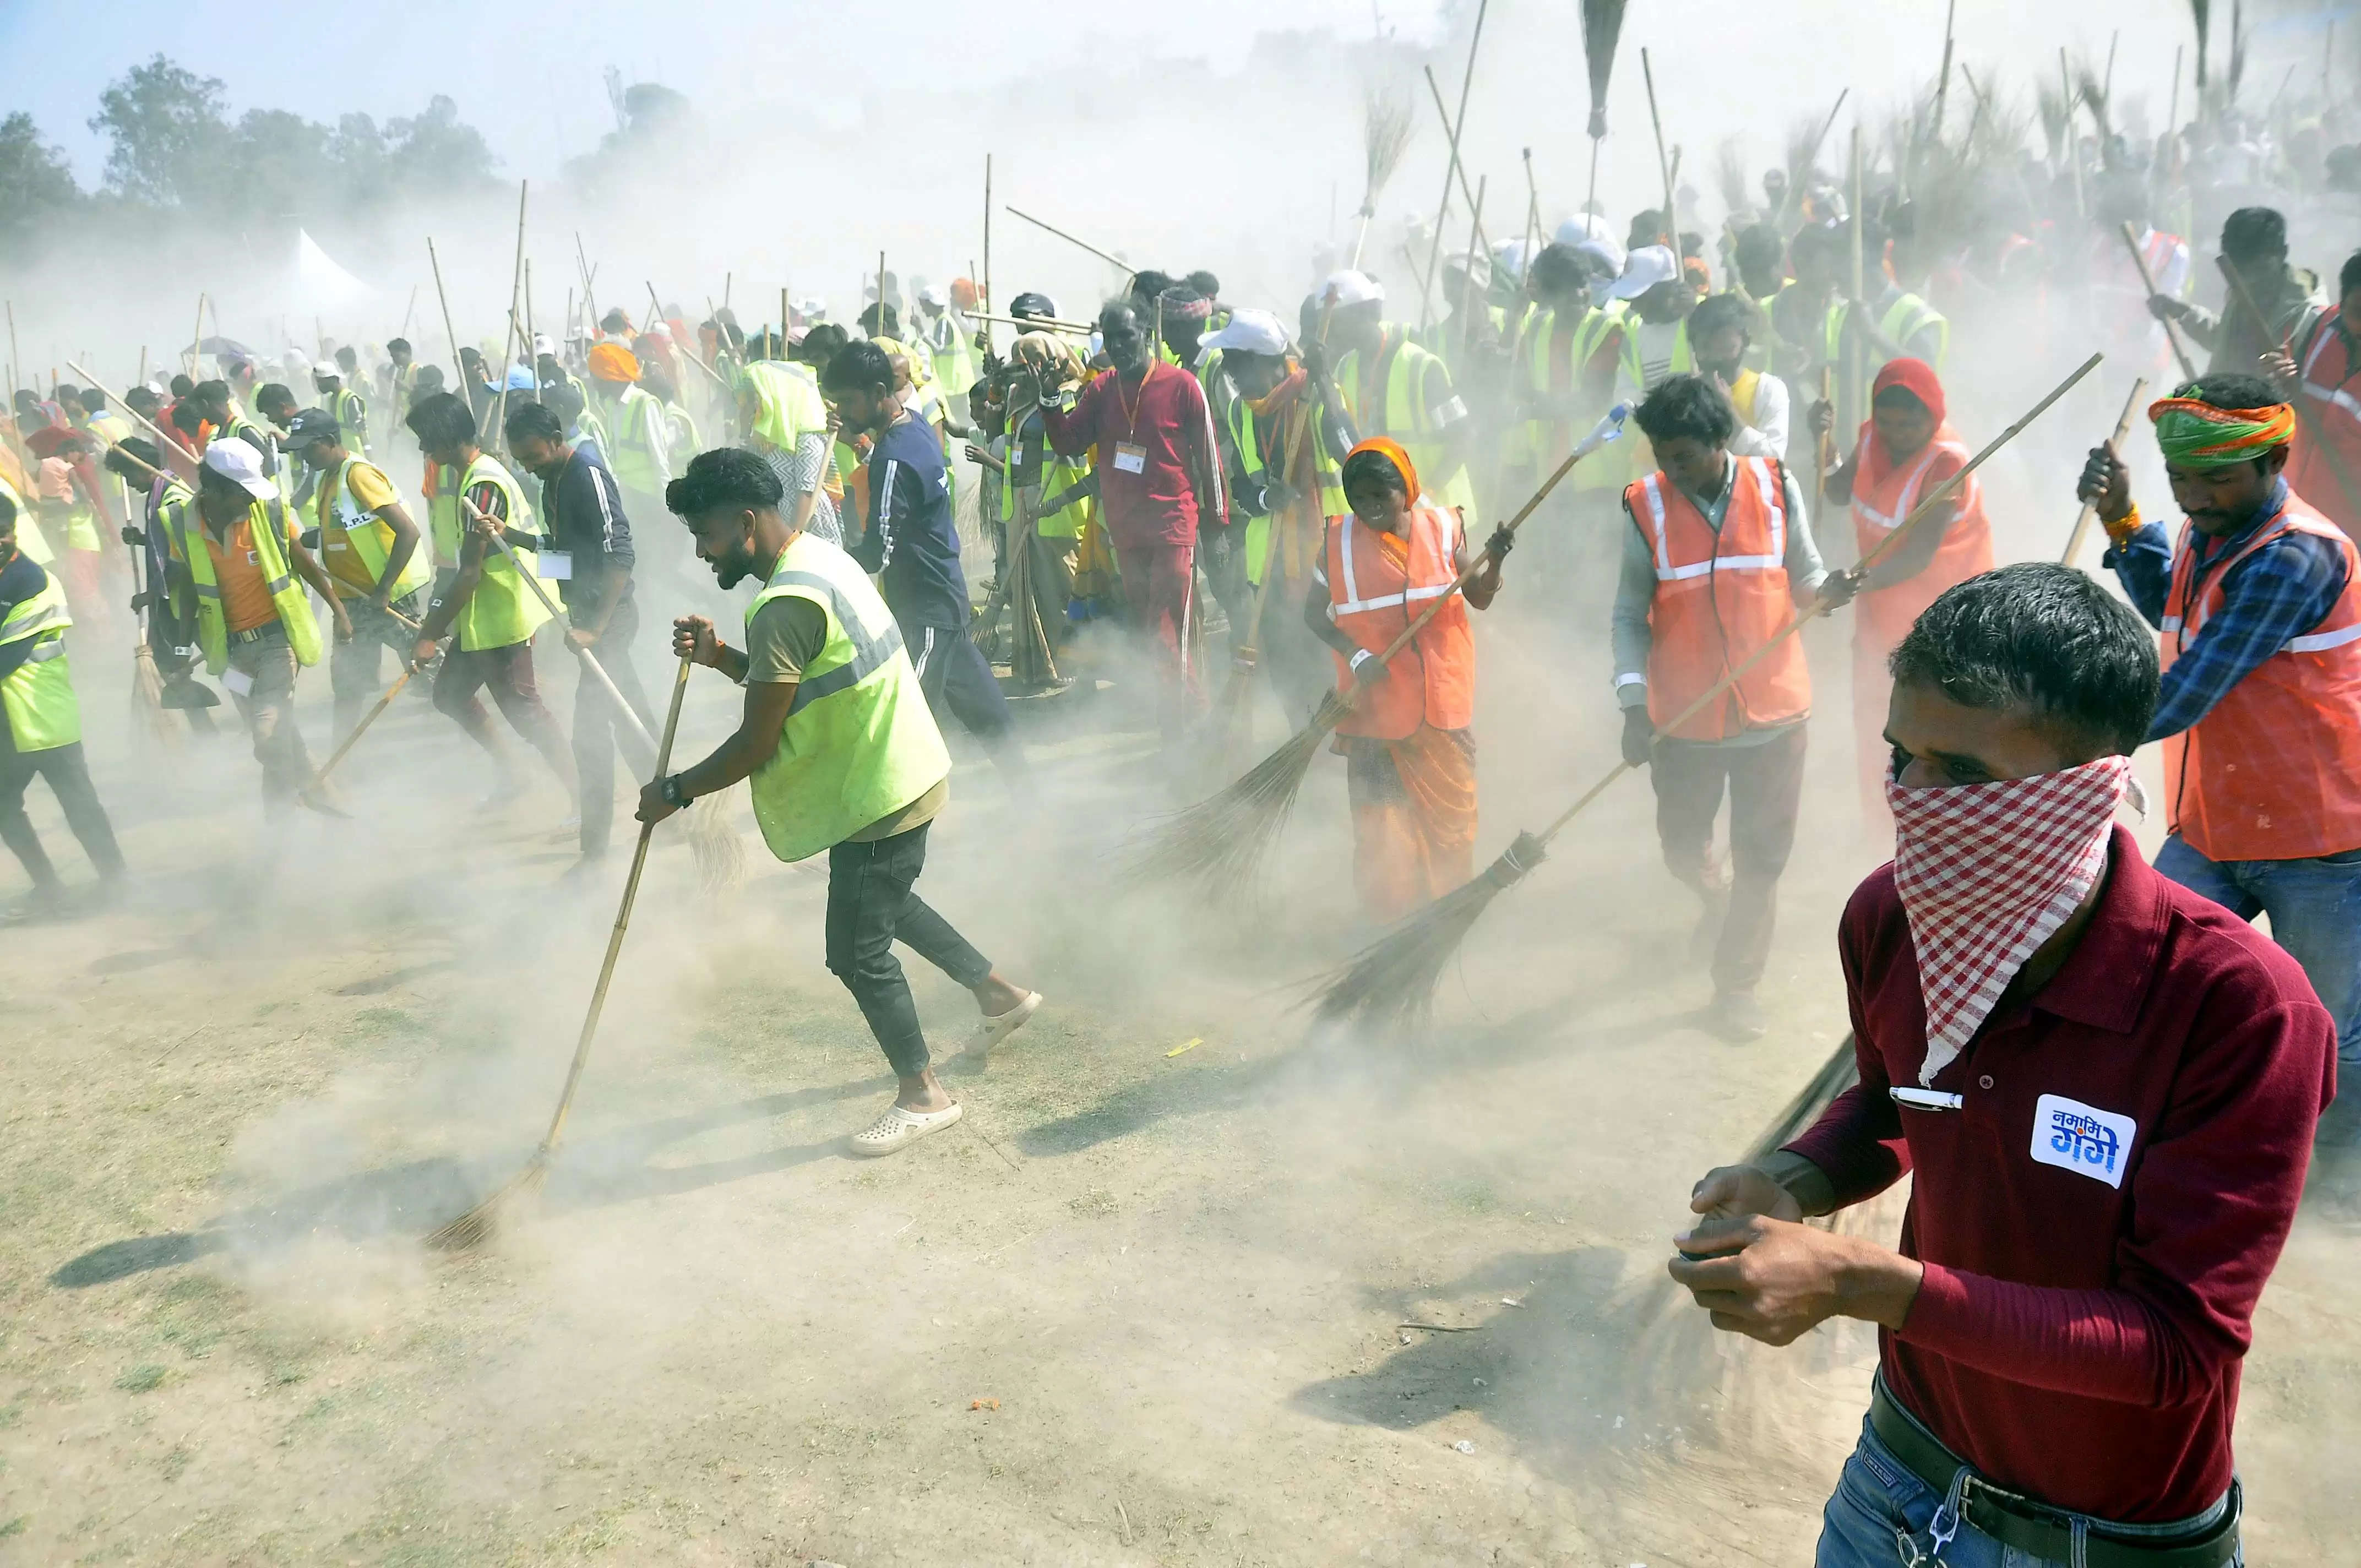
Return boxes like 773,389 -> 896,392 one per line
824,822 -> 993,1077
569,596 -> 658,854
0,739 -> 126,892
902,617 -> 1030,786
1650,723 -> 1808,995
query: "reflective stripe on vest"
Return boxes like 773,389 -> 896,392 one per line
173,496 -> 324,674
2298,312 -> 2361,424
1851,442 -> 1956,535
1323,502 -> 1475,738
323,456 -> 432,599
0,568 -> 79,752
448,454 -> 551,652
1339,328 -> 1478,526
1638,464 -> 1787,580
741,533 -> 951,864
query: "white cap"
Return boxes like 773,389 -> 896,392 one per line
917,284 -> 946,308
1610,244 -> 1680,301
1322,269 -> 1384,308
532,333 -> 556,357
1199,308 -> 1290,358
203,436 -> 275,501
1573,238 -> 1624,276
1557,216 -> 1624,271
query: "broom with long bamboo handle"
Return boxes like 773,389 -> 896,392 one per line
1419,67 -> 1496,273
1003,206 -> 1135,280
428,239 -> 464,394
313,664 -> 420,786
2218,253 -> 2361,522
1417,0 -> 1489,335
2061,377 -> 2149,567
1310,352 -> 2105,1030
427,655 -> 693,1251
1215,377 -> 1328,754
1580,0 -> 1625,222
2117,227 -> 2200,385
1641,48 -> 1677,247
1125,404 -> 1629,897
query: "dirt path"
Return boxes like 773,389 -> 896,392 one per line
3,608 -> 2354,1566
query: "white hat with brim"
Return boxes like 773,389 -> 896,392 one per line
203,436 -> 276,501
1609,245 -> 1680,301
1199,308 -> 1290,358
1322,269 -> 1385,308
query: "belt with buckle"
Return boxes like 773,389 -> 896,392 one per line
1868,1378 -> 2239,1567
228,623 -> 286,645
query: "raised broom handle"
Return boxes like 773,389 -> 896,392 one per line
2061,376 -> 2147,567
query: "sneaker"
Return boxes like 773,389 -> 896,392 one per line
1711,989 -> 1769,1042
848,1102 -> 964,1157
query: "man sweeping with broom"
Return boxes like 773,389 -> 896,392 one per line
1671,563 -> 2333,1568
641,448 -> 1042,1157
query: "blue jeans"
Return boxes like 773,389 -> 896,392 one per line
2155,833 -> 2361,1069
1816,1411 -> 2239,1568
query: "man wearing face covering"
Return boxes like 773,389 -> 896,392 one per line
1816,357 -> 1995,826
2080,373 -> 2361,1129
1672,563 -> 2333,1568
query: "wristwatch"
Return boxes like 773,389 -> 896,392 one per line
661,774 -> 692,809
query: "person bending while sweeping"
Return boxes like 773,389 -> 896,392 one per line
1303,437 -> 1507,922
640,449 -> 1043,1157
1673,563 -> 2333,1568
1614,372 -> 1853,1041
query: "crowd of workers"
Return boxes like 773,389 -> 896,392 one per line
4,121 -> 2360,1564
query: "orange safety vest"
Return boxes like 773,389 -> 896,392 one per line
1628,458 -> 1811,742
1849,423 -> 1994,650
2289,308 -> 2361,541
2162,491 -> 2361,861
1323,501 -> 1475,740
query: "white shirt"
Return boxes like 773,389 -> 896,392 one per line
1726,372 -> 1791,461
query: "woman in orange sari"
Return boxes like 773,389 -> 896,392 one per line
1303,437 -> 1508,920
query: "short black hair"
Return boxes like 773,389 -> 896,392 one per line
104,436 -> 161,481
75,385 -> 104,411
600,307 -> 630,332
856,302 -> 900,339
2178,372 -> 2282,412
1688,292 -> 1754,344
2221,206 -> 2287,260
1185,270 -> 1220,298
192,378 -> 231,410
1889,563 -> 2158,758
796,322 -> 849,367
504,400 -> 565,445
405,391 -> 477,449
0,488 -> 15,530
665,447 -> 784,519
1528,241 -> 1586,297
1128,270 -> 1175,303
1633,372 -> 1739,448
126,387 -> 162,413
387,336 -> 411,355
170,401 -> 204,435
1339,448 -> 1409,498
335,346 -> 358,369
257,382 -> 295,411
822,340 -> 895,396
169,374 -> 193,398
2341,248 -> 2361,299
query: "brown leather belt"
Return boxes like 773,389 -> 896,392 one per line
1868,1378 -> 2239,1567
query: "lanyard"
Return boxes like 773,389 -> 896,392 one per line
1112,361 -> 1160,443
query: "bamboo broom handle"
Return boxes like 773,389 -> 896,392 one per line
2218,254 -> 2361,524
2061,377 -> 2148,566
538,655 -> 692,1153
2121,221 -> 2199,383
314,667 -> 417,785
1532,351 -> 2105,850
1236,297 -> 1344,666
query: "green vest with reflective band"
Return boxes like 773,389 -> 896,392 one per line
929,314 -> 978,400
1241,398 -> 1345,590
2,475 -> 50,565
607,385 -> 667,494
664,401 -> 701,464
439,453 -> 552,652
998,430 -> 1094,541
1823,294 -> 1950,373
173,495 -> 324,676
1618,314 -> 1695,395
573,402 -> 612,463
333,386 -> 370,456
1503,304 -> 1597,468
1336,326 -> 1479,526
0,564 -> 79,752
741,532 -> 952,863
321,456 -> 432,602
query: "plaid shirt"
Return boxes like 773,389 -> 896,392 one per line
2106,481 -> 2351,744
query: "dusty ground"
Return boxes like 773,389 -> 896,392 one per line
4,558 -> 2357,1566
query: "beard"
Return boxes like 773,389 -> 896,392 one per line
710,541 -> 761,590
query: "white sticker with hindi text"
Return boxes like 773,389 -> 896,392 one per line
2030,1094 -> 2136,1189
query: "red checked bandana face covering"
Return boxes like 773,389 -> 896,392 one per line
1885,754 -> 2132,1085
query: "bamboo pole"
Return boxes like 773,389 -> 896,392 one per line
983,154 -> 995,359
1641,47 -> 1677,247
1932,0 -> 1957,137
2061,377 -> 2148,566
484,181 -> 530,454
878,252 -> 889,337
2121,221 -> 2199,383
2221,256 -> 2361,521
575,231 -> 599,326
1418,63 -> 1498,321
1004,206 -> 1135,278
1848,128 -> 1866,444
188,293 -> 206,377
429,238 -> 464,389
1460,177 -> 1488,361
1417,0 -> 1490,333
2061,49 -> 2087,217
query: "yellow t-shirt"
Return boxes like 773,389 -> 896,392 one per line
317,459 -> 401,597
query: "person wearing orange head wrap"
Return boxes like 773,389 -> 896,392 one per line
585,341 -> 675,535
1302,437 -> 1510,921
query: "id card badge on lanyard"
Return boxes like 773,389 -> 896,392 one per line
1112,363 -> 1157,475
1113,443 -> 1147,474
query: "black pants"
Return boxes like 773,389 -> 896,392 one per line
903,617 -> 1030,786
824,822 -> 994,1077
570,596 -> 658,854
1649,723 -> 1808,995
0,739 -> 126,892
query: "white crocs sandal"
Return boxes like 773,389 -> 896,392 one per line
850,1102 -> 964,1157
976,991 -> 1044,1050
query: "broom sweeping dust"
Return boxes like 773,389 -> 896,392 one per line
1123,403 -> 1630,901
426,655 -> 694,1251
1307,351 -> 2105,1032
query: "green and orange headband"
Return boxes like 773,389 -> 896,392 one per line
2148,395 -> 2295,470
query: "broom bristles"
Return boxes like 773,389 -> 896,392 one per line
1741,1033 -> 1861,1163
1120,693 -> 1347,899
685,785 -> 748,895
1305,832 -> 1546,1032
423,1152 -> 548,1251
1361,88 -> 1416,209
129,644 -> 175,747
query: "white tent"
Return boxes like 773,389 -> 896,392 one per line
294,228 -> 373,312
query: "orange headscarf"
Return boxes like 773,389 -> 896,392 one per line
587,342 -> 641,383
1345,435 -> 1421,502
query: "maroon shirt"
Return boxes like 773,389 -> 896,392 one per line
1788,827 -> 2334,1522
1039,362 -> 1225,553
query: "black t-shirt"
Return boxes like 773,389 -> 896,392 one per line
0,552 -> 52,683
539,447 -> 638,607
853,413 -> 969,629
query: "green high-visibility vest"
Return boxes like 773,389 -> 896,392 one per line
1239,397 -> 1346,590
741,532 -> 951,864
170,494 -> 325,676
431,454 -> 552,652
0,563 -> 79,752
663,401 -> 702,464
319,455 -> 432,601
1336,325 -> 1479,526
929,313 -> 979,398
334,386 -> 371,456
0,476 -> 45,564
607,385 -> 669,495
1823,294 -> 1950,372
1502,304 -> 1594,467
998,424 -> 1094,541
